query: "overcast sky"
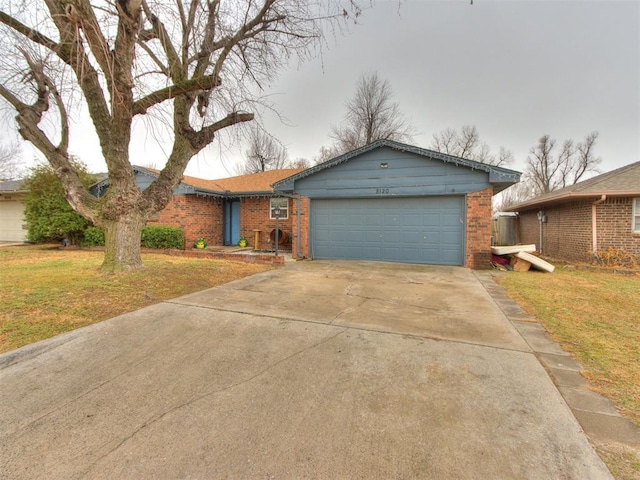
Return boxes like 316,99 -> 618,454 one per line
14,0 -> 640,180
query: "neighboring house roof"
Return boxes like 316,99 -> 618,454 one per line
0,179 -> 27,193
272,139 -> 521,193
506,161 -> 640,211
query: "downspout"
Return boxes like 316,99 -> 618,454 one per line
295,194 -> 302,259
537,209 -> 545,254
592,195 -> 607,254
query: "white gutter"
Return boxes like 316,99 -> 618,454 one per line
592,195 -> 607,253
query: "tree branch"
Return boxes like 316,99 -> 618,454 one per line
41,0 -> 112,141
0,10 -> 59,52
132,74 -> 221,115
65,0 -> 114,80
179,111 -> 254,154
141,0 -> 185,82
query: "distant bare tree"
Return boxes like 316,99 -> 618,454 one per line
314,145 -> 340,164
290,157 -> 310,169
492,182 -> 533,213
313,145 -> 340,165
526,132 -> 601,195
240,127 -> 289,174
430,125 -> 514,167
331,72 -> 416,153
0,141 -> 23,180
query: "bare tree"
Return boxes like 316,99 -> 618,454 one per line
526,132 -> 601,195
240,127 -> 289,174
290,157 -> 310,169
430,125 -> 514,167
0,0 -> 361,271
0,141 -> 23,180
330,72 -> 416,153
314,145 -> 340,164
492,182 -> 533,213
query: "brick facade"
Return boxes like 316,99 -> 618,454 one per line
151,187 -> 500,270
466,187 -> 494,269
596,198 -> 639,255
239,197 -> 294,251
151,194 -> 223,248
517,197 -> 640,261
291,195 -> 310,259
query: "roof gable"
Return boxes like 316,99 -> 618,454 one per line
507,161 -> 640,211
273,139 -> 520,193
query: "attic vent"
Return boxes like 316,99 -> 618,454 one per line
380,163 -> 388,169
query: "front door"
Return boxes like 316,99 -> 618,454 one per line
223,200 -> 241,245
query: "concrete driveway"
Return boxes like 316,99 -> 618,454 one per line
0,261 -> 612,479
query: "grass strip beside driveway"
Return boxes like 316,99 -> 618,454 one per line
0,246 -> 274,354
497,268 -> 640,428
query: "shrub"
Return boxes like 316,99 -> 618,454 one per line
592,247 -> 639,269
141,226 -> 184,249
81,225 -> 184,249
82,227 -> 105,246
23,161 -> 96,244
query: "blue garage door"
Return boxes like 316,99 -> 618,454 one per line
311,197 -> 464,265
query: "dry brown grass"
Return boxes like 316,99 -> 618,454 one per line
0,245 -> 274,354
497,267 -> 640,479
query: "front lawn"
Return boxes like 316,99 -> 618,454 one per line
0,245 -> 274,354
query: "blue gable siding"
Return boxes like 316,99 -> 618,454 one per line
92,170 -> 195,197
291,147 -> 490,198
134,171 -> 194,195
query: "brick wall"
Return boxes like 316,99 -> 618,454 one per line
466,187 -> 494,269
596,198 -> 639,255
516,197 -> 639,261
518,213 -> 541,253
239,197 -> 294,251
152,195 -> 223,248
291,195 -> 310,259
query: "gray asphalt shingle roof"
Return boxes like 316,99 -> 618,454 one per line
507,161 -> 640,211
0,179 -> 26,192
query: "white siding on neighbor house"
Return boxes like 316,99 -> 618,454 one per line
0,198 -> 27,242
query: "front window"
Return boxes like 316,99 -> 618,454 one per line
270,197 -> 289,219
634,198 -> 640,233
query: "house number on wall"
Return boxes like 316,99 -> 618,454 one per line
376,188 -> 390,194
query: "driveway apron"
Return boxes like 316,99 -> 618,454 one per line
0,260 -> 612,479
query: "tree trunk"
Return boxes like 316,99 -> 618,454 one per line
100,211 -> 146,272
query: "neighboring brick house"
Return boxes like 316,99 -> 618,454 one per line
93,140 -> 521,268
505,161 -> 640,261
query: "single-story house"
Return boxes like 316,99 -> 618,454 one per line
0,179 -> 28,242
94,140 -> 521,268
505,161 -> 640,261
